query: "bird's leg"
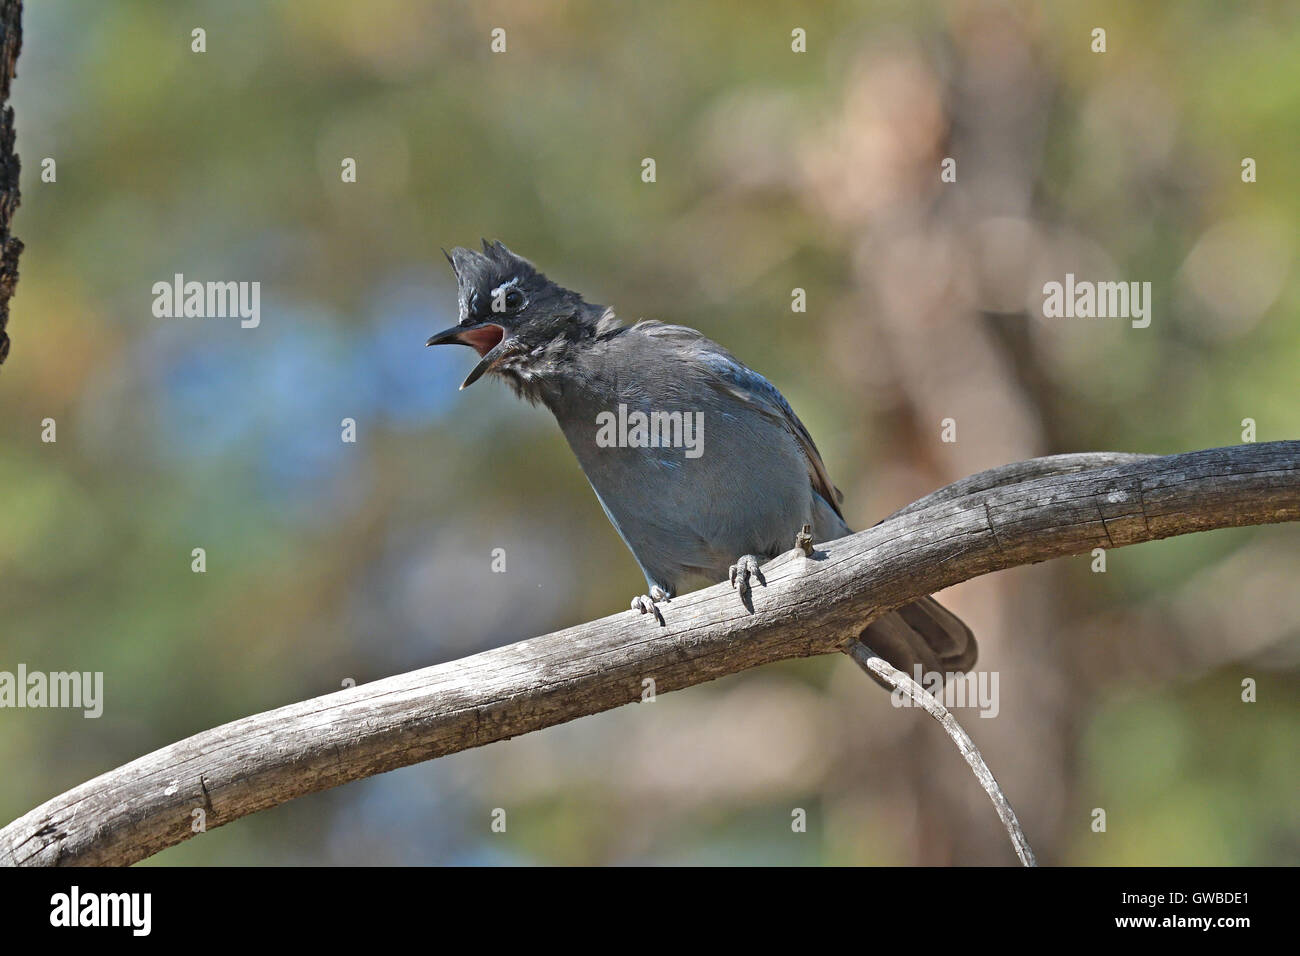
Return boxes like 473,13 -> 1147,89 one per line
728,555 -> 765,610
630,585 -> 670,626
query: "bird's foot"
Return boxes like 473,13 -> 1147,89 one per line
728,554 -> 765,610
794,523 -> 814,556
630,586 -> 669,626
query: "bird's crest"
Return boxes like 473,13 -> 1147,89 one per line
444,240 -> 538,318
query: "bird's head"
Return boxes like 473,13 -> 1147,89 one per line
426,240 -> 605,390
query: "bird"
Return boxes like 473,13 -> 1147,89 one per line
426,240 -> 977,682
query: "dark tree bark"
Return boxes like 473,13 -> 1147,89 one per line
0,0 -> 22,366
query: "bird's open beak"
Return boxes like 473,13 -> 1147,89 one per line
426,321 -> 509,390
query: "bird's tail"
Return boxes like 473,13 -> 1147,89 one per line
859,596 -> 977,689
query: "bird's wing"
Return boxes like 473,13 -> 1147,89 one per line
633,321 -> 846,521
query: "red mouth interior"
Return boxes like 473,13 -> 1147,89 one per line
459,324 -> 505,357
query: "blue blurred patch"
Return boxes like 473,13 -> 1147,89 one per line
143,277 -> 469,518
363,274 -> 466,427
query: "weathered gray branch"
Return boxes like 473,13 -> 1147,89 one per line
2,442 -> 1296,866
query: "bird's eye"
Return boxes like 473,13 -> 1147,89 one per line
504,288 -> 525,312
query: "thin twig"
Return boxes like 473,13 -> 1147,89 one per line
845,640 -> 1037,866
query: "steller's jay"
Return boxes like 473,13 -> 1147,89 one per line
427,241 -> 976,681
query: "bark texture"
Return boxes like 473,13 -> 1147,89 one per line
0,0 -> 21,366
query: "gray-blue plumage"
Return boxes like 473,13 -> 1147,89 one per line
546,321 -> 850,595
427,241 -> 976,677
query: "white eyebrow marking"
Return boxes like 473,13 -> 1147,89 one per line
490,276 -> 522,298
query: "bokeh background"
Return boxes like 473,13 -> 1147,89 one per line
2,0 -> 1298,865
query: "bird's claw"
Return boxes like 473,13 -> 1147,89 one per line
728,554 -> 765,604
631,588 -> 667,626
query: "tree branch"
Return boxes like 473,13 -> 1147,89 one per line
2,442 -> 1296,866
